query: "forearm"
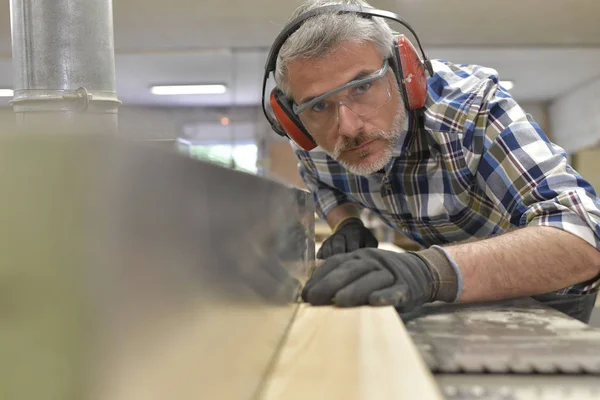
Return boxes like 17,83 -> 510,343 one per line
325,203 -> 361,230
444,226 -> 600,303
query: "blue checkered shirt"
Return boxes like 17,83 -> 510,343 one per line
293,59 -> 600,294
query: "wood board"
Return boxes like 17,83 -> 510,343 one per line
261,304 -> 443,399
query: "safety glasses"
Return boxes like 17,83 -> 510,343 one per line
292,60 -> 392,134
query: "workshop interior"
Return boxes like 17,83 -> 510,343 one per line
1,0 -> 600,399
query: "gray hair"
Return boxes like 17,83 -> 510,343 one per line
275,0 -> 396,100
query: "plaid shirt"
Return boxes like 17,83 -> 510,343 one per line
294,59 -> 600,294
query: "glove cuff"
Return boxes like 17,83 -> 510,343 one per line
332,216 -> 363,233
410,247 -> 459,303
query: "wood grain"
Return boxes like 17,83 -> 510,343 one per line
261,304 -> 443,400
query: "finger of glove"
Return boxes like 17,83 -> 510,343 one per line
334,270 -> 394,307
331,234 -> 348,256
363,229 -> 379,248
316,234 -> 347,259
316,245 -> 324,259
307,250 -> 360,284
345,231 -> 362,253
316,238 -> 332,259
368,284 -> 411,308
303,260 -> 373,306
302,253 -> 350,299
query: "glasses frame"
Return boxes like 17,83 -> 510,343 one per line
292,60 -> 391,115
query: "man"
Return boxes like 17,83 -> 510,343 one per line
265,0 -> 600,322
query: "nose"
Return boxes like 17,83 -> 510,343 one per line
336,102 -> 364,139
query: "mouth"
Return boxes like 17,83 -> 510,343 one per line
344,139 -> 376,154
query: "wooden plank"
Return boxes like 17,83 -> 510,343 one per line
261,304 -> 443,400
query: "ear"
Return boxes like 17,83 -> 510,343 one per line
269,89 -> 318,151
396,34 -> 427,110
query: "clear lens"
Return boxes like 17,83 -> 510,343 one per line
296,71 -> 392,135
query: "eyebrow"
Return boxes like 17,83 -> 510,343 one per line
296,68 -> 378,105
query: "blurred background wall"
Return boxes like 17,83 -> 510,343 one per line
0,0 -> 598,189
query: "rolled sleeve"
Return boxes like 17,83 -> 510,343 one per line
476,94 -> 600,250
523,187 -> 600,249
294,147 -> 359,220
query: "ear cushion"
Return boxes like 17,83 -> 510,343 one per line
397,34 -> 427,110
269,89 -> 318,151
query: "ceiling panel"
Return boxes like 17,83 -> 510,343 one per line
394,0 -> 600,47
1,47 -> 599,107
112,47 -> 600,106
0,0 -> 599,57
115,50 -> 268,107
110,0 -> 600,50
116,51 -> 235,106
0,0 -> 598,109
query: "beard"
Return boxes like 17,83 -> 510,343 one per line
327,105 -> 406,176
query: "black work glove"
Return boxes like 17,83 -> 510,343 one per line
317,217 -> 378,259
302,247 -> 458,313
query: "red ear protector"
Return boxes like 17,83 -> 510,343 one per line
261,4 -> 434,151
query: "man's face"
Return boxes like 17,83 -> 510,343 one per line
287,41 -> 406,176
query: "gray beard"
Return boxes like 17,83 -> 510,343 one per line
328,106 -> 406,176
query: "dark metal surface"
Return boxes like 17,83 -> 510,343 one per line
403,298 -> 600,375
437,375 -> 600,400
0,134 -> 313,400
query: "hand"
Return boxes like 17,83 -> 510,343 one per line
302,247 -> 458,313
317,217 -> 378,259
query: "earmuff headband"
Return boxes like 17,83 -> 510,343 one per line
262,5 -> 433,127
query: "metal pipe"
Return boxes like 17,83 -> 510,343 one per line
9,0 -> 120,134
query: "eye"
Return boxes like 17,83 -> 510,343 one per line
352,82 -> 372,96
311,101 -> 329,113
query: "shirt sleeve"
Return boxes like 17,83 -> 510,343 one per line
293,147 -> 359,220
475,89 -> 600,250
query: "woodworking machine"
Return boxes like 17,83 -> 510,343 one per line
0,134 -> 599,400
